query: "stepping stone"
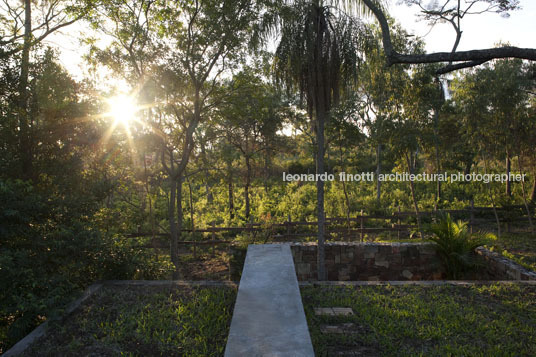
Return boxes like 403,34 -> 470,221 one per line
225,244 -> 314,357
333,307 -> 354,316
320,323 -> 369,334
314,307 -> 335,316
329,346 -> 379,356
314,307 -> 354,316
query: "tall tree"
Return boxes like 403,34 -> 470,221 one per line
88,0 -> 259,278
360,23 -> 421,203
270,0 -> 367,280
1,0 -> 91,178
452,59 -> 533,196
218,70 -> 283,220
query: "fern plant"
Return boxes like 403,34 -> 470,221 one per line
428,214 -> 495,279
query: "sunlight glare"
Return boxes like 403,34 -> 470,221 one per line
107,95 -> 137,126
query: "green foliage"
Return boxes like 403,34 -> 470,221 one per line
428,214 -> 496,278
487,233 -> 536,272
0,179 -> 172,351
23,286 -> 237,356
302,284 -> 536,356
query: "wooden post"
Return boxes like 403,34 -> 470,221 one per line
397,205 -> 401,240
360,210 -> 364,242
287,214 -> 291,240
211,221 -> 216,256
505,209 -> 510,233
227,243 -> 232,281
470,199 -> 474,234
193,242 -> 197,259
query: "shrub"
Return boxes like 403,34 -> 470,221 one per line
428,214 -> 495,279
0,179 -> 172,351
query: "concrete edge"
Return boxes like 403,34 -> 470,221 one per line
299,280 -> 536,287
102,280 -> 238,287
3,283 -> 103,356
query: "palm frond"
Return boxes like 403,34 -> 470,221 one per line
429,214 -> 496,279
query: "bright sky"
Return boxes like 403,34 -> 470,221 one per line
47,0 -> 536,80
387,0 -> 536,53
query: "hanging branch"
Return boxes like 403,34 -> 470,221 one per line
361,0 -> 536,74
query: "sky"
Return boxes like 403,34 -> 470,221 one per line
387,0 -> 536,53
46,0 -> 536,80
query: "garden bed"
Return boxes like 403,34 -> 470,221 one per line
20,283 -> 237,357
488,233 -> 536,272
302,282 -> 536,356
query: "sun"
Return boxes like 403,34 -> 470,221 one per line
107,95 -> 137,126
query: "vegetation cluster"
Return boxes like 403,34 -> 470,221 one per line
1,0 -> 535,352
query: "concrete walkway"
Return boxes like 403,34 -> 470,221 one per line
225,244 -> 314,357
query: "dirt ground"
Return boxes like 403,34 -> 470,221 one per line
177,248 -> 231,280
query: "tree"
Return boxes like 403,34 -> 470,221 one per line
270,0 -> 367,280
0,0 -> 92,178
452,59 -> 533,195
450,60 -> 533,235
361,0 -> 536,74
89,0 -> 259,278
359,23 -> 421,203
218,70 -> 283,220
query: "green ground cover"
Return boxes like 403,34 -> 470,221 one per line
377,231 -> 536,273
22,285 -> 236,357
487,233 -> 536,272
302,283 -> 536,356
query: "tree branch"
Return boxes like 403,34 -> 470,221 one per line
436,59 -> 487,74
361,0 -> 536,74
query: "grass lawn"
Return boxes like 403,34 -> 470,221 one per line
23,284 -> 236,357
302,283 -> 536,356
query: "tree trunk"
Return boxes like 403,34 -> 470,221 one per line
531,173 -> 536,203
376,144 -> 381,203
484,158 -> 501,237
143,150 -> 157,257
18,0 -> 32,178
433,109 -> 442,203
168,176 -> 179,279
245,155 -> 251,220
228,160 -> 234,220
338,132 -> 351,227
176,174 -> 184,259
200,141 -> 213,204
405,152 -> 422,238
264,147 -> 270,194
316,108 -> 326,281
464,159 -> 473,175
187,176 -> 195,230
506,151 -> 512,197
313,13 -> 329,281
517,155 -> 534,233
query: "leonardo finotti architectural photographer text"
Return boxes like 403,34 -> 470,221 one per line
282,172 -> 527,183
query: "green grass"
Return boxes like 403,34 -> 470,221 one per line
302,284 -> 536,356
487,233 -> 536,272
23,285 -> 237,357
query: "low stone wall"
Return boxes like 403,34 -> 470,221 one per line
476,247 -> 536,281
290,242 -> 445,281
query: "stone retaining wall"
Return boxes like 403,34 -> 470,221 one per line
476,247 -> 536,281
290,242 -> 445,281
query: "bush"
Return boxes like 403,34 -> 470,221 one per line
0,179 -> 171,352
428,214 -> 495,279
